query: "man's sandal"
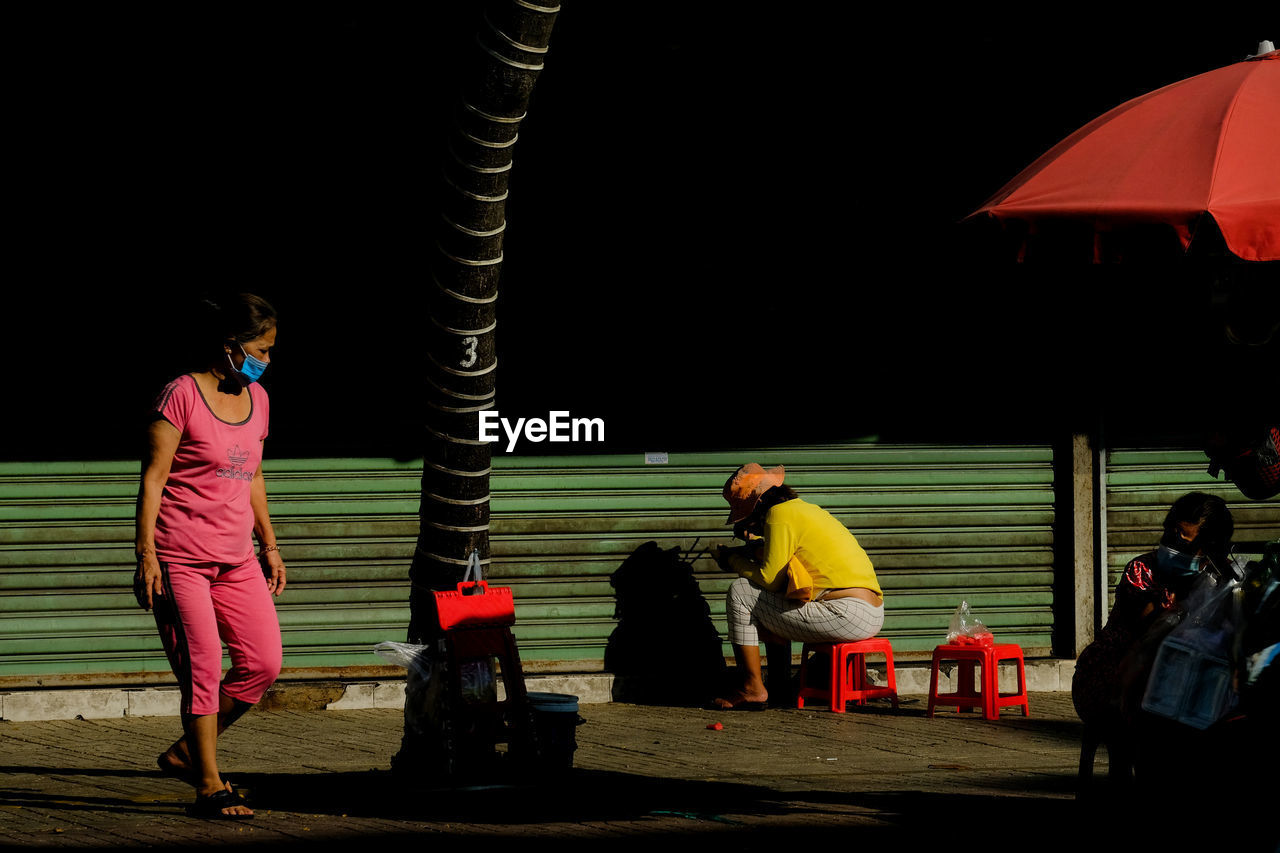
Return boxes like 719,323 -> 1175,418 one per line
188,788 -> 253,819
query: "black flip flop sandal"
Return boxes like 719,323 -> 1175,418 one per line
188,788 -> 253,819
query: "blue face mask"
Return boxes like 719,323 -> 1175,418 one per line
230,343 -> 269,385
1155,544 -> 1202,581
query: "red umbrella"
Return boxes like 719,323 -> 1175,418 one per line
968,45 -> 1279,262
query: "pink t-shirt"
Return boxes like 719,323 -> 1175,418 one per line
153,374 -> 270,566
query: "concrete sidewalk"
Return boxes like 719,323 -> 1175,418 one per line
0,692 -> 1271,852
0,657 -> 1078,722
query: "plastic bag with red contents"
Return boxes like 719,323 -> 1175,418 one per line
946,600 -> 995,646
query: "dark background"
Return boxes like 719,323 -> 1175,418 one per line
8,5 -> 1275,460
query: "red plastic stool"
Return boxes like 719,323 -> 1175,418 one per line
797,637 -> 898,713
987,643 -> 1030,718
927,643 -> 990,718
927,642 -> 1030,720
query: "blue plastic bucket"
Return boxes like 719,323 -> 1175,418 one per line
527,692 -> 580,771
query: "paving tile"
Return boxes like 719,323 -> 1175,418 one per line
0,693 -> 1267,850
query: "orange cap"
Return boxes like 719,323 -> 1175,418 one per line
722,463 -> 786,524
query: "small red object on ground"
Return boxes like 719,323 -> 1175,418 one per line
706,722 -> 723,731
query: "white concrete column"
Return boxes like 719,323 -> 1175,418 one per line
1070,432 -> 1101,657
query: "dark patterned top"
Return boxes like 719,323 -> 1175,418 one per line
1071,552 -> 1178,732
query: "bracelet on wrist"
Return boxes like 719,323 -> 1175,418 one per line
261,544 -> 280,553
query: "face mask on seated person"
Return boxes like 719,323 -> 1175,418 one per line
1155,544 -> 1204,583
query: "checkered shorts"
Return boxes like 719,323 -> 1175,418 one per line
725,577 -> 884,646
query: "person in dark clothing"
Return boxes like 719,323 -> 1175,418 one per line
1071,492 -> 1234,781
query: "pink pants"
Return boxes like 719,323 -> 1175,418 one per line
154,557 -> 282,717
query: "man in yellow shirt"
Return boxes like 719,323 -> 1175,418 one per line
712,464 -> 884,710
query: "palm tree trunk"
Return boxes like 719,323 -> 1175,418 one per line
399,0 -> 560,778
399,1 -> 559,773
410,1 -> 559,643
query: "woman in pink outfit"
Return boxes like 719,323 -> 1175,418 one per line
133,293 -> 286,819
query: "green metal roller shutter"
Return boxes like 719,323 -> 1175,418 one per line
0,458 -> 426,685
0,443 -> 1056,686
492,445 -> 1056,666
1104,447 -> 1280,601
0,460 -> 155,682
